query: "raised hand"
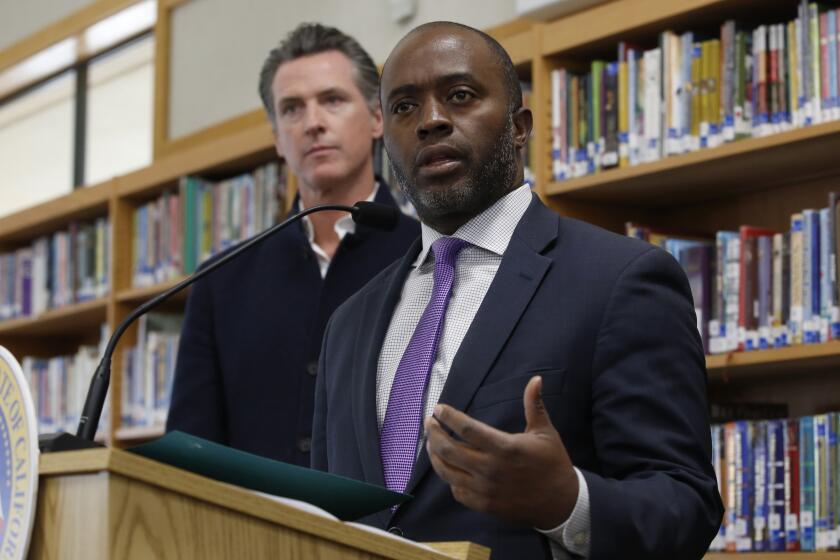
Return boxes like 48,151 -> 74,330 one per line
424,376 -> 579,529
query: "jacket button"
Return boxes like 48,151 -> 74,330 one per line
387,526 -> 403,537
298,437 -> 311,453
306,361 -> 318,376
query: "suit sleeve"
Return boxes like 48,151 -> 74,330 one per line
583,247 -> 723,560
165,274 -> 228,442
311,313 -> 333,471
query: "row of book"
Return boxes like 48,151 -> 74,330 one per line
551,2 -> 840,180
120,312 -> 183,429
0,217 -> 110,321
628,192 -> 840,354
21,324 -> 109,438
132,162 -> 286,287
710,412 -> 840,552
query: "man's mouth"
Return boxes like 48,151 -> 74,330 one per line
416,145 -> 465,178
306,145 -> 336,157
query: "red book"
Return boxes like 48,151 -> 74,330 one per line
785,418 -> 801,551
738,226 -> 776,349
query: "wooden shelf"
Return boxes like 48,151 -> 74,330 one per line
0,298 -> 107,337
541,0 -> 798,59
0,180 -> 112,246
705,554 -> 840,559
116,276 -> 190,305
118,121 -> 275,200
546,120 -> 840,206
706,342 -> 840,381
115,425 -> 164,443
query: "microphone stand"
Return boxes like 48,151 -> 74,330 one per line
39,203 -> 377,452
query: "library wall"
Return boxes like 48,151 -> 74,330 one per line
167,0 -> 518,139
0,0 -> 97,50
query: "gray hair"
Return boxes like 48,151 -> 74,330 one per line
258,23 -> 380,125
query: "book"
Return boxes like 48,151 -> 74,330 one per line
129,431 -> 410,521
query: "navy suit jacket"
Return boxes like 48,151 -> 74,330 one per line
167,184 -> 419,465
312,194 -> 723,559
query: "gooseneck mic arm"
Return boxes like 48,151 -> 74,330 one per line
53,201 -> 398,447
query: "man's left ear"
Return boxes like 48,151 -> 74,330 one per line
512,107 -> 533,149
371,106 -> 384,139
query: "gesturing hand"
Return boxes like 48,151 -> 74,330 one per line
424,375 -> 579,530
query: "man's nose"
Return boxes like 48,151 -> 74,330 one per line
303,102 -> 327,135
416,98 -> 452,140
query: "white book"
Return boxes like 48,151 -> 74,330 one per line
643,48 -> 662,163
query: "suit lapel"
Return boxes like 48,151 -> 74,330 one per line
352,238 -> 421,526
400,197 -> 560,499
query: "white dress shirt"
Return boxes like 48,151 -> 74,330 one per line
375,183 -> 591,558
301,183 -> 379,278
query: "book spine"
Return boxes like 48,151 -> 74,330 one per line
802,415 -> 816,550
787,418 -> 802,550
769,419 -> 787,550
754,421 -> 768,551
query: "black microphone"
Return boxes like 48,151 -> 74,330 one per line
39,201 -> 398,452
352,201 -> 399,231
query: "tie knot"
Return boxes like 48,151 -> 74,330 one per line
431,236 -> 469,268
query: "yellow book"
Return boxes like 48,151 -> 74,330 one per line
701,41 -> 711,145
691,43 -> 702,146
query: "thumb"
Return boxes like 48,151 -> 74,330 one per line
524,375 -> 553,433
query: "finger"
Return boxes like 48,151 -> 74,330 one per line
426,415 -> 492,477
523,375 -> 553,433
425,420 -> 475,487
434,404 -> 509,452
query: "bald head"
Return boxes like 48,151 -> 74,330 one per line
378,20 -> 533,234
382,21 -> 523,112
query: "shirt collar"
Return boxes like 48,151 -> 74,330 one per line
300,182 -> 380,244
414,183 -> 532,267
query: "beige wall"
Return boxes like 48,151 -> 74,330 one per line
0,0 -> 97,51
168,0 -> 517,139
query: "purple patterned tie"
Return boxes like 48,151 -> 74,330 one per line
380,236 -> 469,493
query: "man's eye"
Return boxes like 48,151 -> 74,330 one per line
281,105 -> 300,116
393,101 -> 414,114
325,95 -> 343,105
450,90 -> 473,103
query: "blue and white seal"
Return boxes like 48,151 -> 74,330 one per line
0,346 -> 38,560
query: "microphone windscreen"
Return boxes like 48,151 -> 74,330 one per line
352,201 -> 399,231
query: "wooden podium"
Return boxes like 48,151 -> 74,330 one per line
31,448 -> 490,560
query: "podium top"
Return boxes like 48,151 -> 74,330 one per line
39,448 -> 489,560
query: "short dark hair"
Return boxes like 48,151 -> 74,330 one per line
258,23 -> 379,125
385,21 -> 523,112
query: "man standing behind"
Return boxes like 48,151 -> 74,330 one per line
167,23 -> 418,465
312,22 -> 722,559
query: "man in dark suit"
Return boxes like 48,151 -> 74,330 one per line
166,23 -> 418,465
311,22 -> 723,559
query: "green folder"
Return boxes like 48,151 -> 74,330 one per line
128,431 -> 410,520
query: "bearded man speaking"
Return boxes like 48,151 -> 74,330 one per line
312,21 -> 723,560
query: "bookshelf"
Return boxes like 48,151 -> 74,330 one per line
533,0 -> 840,555
1,0 -> 838,554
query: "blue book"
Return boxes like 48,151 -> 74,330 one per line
768,419 -> 787,550
829,11 -> 838,112
801,416 -> 816,550
820,208 -> 831,342
802,210 -> 820,342
737,420 -> 754,551
754,421 -> 769,550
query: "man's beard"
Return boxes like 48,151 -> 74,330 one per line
387,117 -> 519,226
